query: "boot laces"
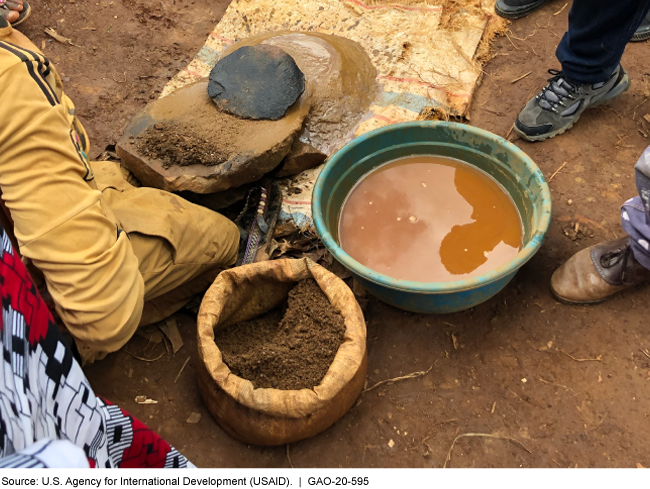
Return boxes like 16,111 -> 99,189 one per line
536,69 -> 582,114
600,244 -> 633,283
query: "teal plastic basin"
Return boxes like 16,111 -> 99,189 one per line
312,121 -> 552,314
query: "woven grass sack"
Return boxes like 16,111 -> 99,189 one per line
197,258 -> 367,445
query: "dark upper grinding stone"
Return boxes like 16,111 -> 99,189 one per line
208,44 -> 306,121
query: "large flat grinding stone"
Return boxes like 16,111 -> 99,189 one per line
116,79 -> 310,194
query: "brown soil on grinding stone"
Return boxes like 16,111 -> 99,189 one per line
136,121 -> 238,169
215,279 -> 346,390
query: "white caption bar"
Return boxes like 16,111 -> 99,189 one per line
0,468 -> 640,489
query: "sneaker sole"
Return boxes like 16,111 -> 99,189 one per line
631,30 -> 650,42
514,70 -> 631,142
495,0 -> 550,19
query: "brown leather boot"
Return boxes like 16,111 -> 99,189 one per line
550,237 -> 650,304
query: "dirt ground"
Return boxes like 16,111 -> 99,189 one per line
20,0 -> 650,468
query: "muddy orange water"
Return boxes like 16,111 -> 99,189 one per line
338,155 -> 523,283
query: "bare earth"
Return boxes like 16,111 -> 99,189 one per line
20,0 -> 650,468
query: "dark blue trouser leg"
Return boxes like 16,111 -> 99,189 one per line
556,0 -> 650,84
621,147 -> 650,270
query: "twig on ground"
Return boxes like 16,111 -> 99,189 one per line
286,445 -> 294,468
483,108 -> 505,117
44,27 -> 80,47
363,362 -> 437,394
633,98 -> 649,115
640,118 -> 650,138
505,124 -> 514,139
639,348 -> 650,360
123,349 -> 165,362
174,357 -> 191,383
558,350 -> 602,362
616,134 -> 631,150
504,32 -> 521,51
548,161 -> 568,181
443,433 -> 531,468
509,30 -> 537,42
553,3 -> 568,15
511,71 -> 532,84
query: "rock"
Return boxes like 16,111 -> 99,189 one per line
272,141 -> 326,178
117,80 -> 310,194
208,45 -> 306,120
186,412 -> 202,424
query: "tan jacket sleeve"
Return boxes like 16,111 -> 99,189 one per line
0,59 -> 144,356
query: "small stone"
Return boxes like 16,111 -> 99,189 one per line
521,378 -> 527,383
388,439 -> 395,448
567,199 -> 573,205
409,216 -> 417,222
186,412 -> 202,424
273,141 -> 325,178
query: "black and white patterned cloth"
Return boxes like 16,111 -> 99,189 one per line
0,226 -> 192,468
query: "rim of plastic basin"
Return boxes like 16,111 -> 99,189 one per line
312,121 -> 552,294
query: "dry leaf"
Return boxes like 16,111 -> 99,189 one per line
273,222 -> 297,239
158,317 -> 184,354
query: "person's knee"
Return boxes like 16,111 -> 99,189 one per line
177,208 -> 240,269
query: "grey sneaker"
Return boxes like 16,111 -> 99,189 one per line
514,66 -> 630,142
632,11 -> 650,42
